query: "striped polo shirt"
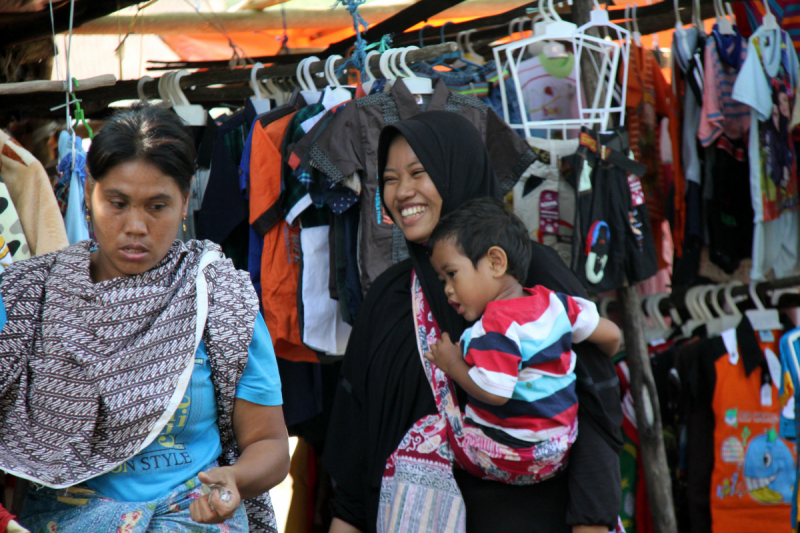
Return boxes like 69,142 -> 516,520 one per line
460,286 -> 599,443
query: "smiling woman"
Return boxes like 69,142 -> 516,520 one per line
0,104 -> 290,533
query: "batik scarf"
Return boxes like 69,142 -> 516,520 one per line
0,239 -> 278,533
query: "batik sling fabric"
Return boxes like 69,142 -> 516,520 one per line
377,272 -> 577,533
0,240 -> 278,533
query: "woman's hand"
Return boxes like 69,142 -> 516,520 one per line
190,467 -> 241,524
425,332 -> 462,375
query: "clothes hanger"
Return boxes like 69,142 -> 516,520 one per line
396,46 -> 434,95
361,50 -> 381,94
762,0 -> 778,31
681,285 -> 710,337
324,55 -> 353,104
673,0 -> 692,62
137,76 -> 153,102
170,70 -> 207,126
645,293 -> 675,344
461,29 -> 485,65
379,48 -> 399,84
715,0 -> 735,35
632,4 -> 643,47
249,62 -> 272,114
571,0 -> 630,132
745,282 -> 784,331
706,284 -> 742,337
299,56 -> 322,105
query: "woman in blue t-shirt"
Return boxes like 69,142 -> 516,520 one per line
0,104 -> 289,532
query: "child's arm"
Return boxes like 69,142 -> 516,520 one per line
425,332 -> 509,406
586,317 -> 622,357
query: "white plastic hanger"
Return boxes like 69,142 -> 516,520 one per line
745,282 -> 784,331
681,285 -> 710,337
706,284 -> 742,337
396,46 -> 434,95
361,50 -> 381,94
324,55 -> 353,104
138,75 -> 153,102
249,62 -> 272,115
715,0 -> 735,35
169,70 -> 206,126
299,56 -> 322,105
674,0 -> 692,62
645,293 -> 674,344
632,4 -> 643,47
762,0 -> 778,30
493,0 -> 626,138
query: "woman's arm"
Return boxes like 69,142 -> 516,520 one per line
190,400 -> 290,524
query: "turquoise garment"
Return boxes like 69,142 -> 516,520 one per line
0,294 -> 281,502
20,461 -> 248,533
57,130 -> 90,244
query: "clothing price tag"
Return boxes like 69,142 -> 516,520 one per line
578,160 -> 593,193
761,383 -> 773,406
539,190 -> 559,236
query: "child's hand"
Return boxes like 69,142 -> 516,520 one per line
425,332 -> 463,375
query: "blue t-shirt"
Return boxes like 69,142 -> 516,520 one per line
0,295 -> 281,502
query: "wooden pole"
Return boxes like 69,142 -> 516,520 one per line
71,1 -> 531,35
0,74 -> 117,95
571,2 -> 678,533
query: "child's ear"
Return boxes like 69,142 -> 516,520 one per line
486,246 -> 509,278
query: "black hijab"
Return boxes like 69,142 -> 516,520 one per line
377,111 -> 499,339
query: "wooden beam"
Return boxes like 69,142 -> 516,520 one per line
0,74 -> 116,95
72,1 -> 530,35
234,0 -> 290,10
0,41 -> 459,117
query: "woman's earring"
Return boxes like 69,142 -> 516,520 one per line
182,216 -> 187,232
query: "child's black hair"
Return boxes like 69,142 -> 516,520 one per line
429,197 -> 531,283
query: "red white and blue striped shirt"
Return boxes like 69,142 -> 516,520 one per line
460,286 -> 600,443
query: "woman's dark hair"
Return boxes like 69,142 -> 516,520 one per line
87,103 -> 196,193
429,197 -> 532,283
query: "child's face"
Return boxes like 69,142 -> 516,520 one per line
430,239 -> 499,322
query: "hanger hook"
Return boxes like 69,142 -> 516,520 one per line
250,62 -> 265,98
748,282 -> 767,311
138,75 -> 154,102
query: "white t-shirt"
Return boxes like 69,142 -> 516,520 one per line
517,53 -> 580,136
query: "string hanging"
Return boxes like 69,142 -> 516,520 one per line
332,0 -> 371,79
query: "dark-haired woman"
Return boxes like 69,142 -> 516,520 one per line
324,112 -> 623,533
0,104 -> 290,533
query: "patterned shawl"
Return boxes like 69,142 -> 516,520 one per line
0,240 -> 278,532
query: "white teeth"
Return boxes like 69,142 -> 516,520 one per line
401,205 -> 427,218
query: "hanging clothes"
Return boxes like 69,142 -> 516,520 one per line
624,42 -> 682,271
56,130 -> 90,245
699,26 -> 754,275
249,91 -> 316,363
0,130 -> 68,256
732,26 -> 800,280
292,78 -> 536,295
517,52 -> 581,137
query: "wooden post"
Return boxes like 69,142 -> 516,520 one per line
570,2 -> 678,533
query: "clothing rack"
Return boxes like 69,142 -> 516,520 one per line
0,42 -> 458,118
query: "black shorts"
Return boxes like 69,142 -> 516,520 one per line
572,128 -> 658,292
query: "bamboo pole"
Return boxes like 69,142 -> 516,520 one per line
0,42 -> 459,116
571,2 -> 678,533
72,1 -> 532,35
0,74 -> 117,95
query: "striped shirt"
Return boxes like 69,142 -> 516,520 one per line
698,27 -> 751,147
460,286 -> 600,443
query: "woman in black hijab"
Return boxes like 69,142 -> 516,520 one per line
323,112 -> 622,533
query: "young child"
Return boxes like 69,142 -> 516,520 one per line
426,197 -> 621,456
